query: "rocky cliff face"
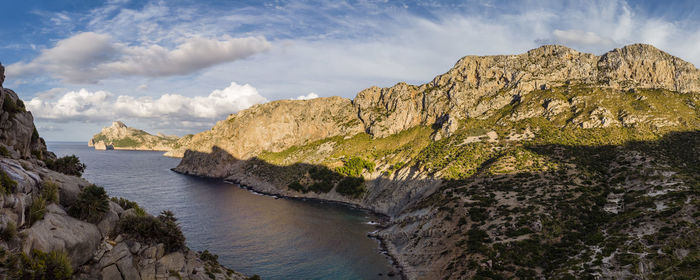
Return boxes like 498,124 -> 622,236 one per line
172,44 -> 700,279
0,69 -> 248,279
168,96 -> 363,159
90,121 -> 179,152
175,44 -> 700,166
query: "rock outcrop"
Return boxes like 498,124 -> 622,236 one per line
89,121 -> 179,152
94,141 -> 114,150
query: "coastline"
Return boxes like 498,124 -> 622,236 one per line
171,168 -> 409,280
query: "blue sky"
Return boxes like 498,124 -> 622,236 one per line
1,0 -> 699,141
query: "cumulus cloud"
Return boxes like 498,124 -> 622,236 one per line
295,93 -> 319,100
26,82 -> 267,127
8,32 -> 270,83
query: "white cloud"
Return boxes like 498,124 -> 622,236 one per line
8,32 -> 271,83
551,29 -> 617,48
26,82 -> 267,127
295,93 -> 319,100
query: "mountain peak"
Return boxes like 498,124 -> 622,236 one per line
111,121 -> 127,128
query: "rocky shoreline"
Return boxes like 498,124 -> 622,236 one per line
171,168 -> 409,279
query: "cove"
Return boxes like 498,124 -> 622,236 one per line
48,142 -> 396,279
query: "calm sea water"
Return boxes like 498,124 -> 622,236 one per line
47,142 -> 395,280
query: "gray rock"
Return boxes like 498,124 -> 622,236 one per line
22,211 -> 101,268
141,245 -> 157,259
157,251 -> 185,274
97,209 -> 120,238
117,255 -> 141,280
101,264 -> 123,280
99,242 -> 131,268
139,258 -> 157,280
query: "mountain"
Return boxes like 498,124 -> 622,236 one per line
0,65 -> 249,279
172,44 -> 700,279
89,121 -> 180,152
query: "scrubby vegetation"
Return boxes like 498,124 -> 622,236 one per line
0,145 -> 9,157
69,184 -> 109,223
110,197 -> 146,216
335,157 -> 375,177
336,177 -> 365,198
114,210 -> 186,253
5,249 -> 73,280
0,169 -> 17,195
0,222 -> 17,241
28,196 -> 47,225
46,155 -> 86,176
42,180 -> 59,203
2,95 -> 26,115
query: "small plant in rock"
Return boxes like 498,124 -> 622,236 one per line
29,196 -> 47,225
0,169 -> 17,195
110,197 -> 146,216
45,155 -> 86,177
42,180 -> 59,203
69,184 -> 109,223
0,221 -> 17,241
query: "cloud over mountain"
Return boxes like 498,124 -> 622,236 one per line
8,32 -> 270,83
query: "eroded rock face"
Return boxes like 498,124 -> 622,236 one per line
0,87 -> 50,160
169,96 -> 363,160
354,44 -> 700,138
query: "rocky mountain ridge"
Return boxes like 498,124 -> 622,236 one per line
89,121 -> 179,153
172,44 -> 699,279
173,44 -> 699,163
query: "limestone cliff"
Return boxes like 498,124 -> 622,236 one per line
166,96 -> 363,159
89,121 -> 179,152
172,44 -> 700,279
0,68 -> 249,280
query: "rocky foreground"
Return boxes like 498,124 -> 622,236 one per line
89,121 -> 180,152
173,44 -> 699,279
0,67 -> 249,279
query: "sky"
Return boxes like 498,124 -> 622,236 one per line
1,0 -> 699,141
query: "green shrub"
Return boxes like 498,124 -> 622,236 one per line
110,197 -> 146,216
3,95 -> 26,115
247,275 -> 262,280
69,184 -> 109,223
200,250 -> 219,265
46,155 -> 86,176
14,249 -> 72,280
335,157 -> 375,177
308,181 -> 334,193
335,176 -> 366,198
0,145 -> 9,157
287,181 -> 306,193
29,196 -> 47,225
0,169 -> 17,194
115,210 -> 185,253
0,221 -> 17,241
42,180 -> 59,203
